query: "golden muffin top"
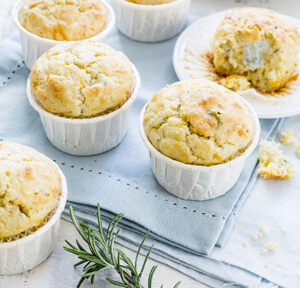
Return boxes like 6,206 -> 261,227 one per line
143,79 -> 255,166
0,142 -> 61,238
19,0 -> 107,41
29,42 -> 135,118
213,7 -> 300,93
125,0 -> 173,5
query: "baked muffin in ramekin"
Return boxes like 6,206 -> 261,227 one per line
111,0 -> 190,42
140,79 -> 260,200
27,41 -> 141,155
0,142 -> 68,275
12,0 -> 115,69
213,7 -> 300,93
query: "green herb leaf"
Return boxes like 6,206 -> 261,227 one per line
64,205 -> 181,288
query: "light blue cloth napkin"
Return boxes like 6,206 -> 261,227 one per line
0,12 -> 282,287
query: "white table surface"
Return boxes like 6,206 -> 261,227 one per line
1,0 -> 299,287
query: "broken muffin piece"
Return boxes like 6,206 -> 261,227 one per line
258,140 -> 294,179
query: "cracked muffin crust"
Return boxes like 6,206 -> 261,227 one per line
29,41 -> 134,118
0,142 -> 60,238
213,7 -> 300,93
19,0 -> 107,41
125,0 -> 173,5
143,79 -> 255,166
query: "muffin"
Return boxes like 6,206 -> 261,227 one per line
29,41 -> 134,118
213,7 -> 300,93
0,142 -> 60,239
125,0 -> 173,4
19,0 -> 107,41
143,79 -> 254,166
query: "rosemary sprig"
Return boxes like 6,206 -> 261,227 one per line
64,204 -> 181,288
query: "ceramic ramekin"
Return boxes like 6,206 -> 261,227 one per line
111,0 -> 191,42
12,0 -> 116,69
0,162 -> 68,275
139,98 -> 261,201
26,64 -> 141,156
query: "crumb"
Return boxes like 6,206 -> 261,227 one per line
265,265 -> 268,268
251,233 -> 258,240
259,232 -> 264,238
258,140 -> 295,179
276,261 -> 282,266
297,274 -> 300,279
222,260 -> 225,264
281,226 -> 287,233
260,224 -> 270,236
280,129 -> 297,145
297,147 -> 300,158
265,242 -> 277,251
220,75 -> 251,91
243,241 -> 248,247
261,248 -> 268,255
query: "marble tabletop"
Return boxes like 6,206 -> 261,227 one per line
1,0 -> 299,287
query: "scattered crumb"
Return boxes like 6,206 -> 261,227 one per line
243,241 -> 249,247
260,224 -> 270,236
261,248 -> 268,255
258,140 -> 295,179
297,147 -> 300,158
265,265 -> 268,268
261,242 -> 278,254
280,129 -> 297,145
281,226 -> 287,233
259,232 -> 264,237
251,233 -> 258,240
222,260 -> 225,264
220,74 -> 251,91
276,261 -> 282,267
265,242 -> 277,251
297,274 -> 300,279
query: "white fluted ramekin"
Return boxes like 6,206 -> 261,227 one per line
111,0 -> 191,42
12,0 -> 116,69
139,98 -> 260,201
26,64 -> 141,156
0,162 -> 68,275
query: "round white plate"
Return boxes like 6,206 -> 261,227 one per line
173,9 -> 300,119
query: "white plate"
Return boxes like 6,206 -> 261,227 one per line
173,9 -> 300,119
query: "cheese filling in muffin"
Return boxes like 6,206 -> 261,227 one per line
143,79 -> 254,166
19,0 -> 107,41
0,142 -> 60,239
213,7 -> 300,93
29,42 -> 135,118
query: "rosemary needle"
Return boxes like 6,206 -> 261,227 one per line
64,204 -> 181,288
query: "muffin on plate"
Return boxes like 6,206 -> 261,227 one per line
125,0 -> 173,4
29,41 -> 134,118
19,0 -> 107,41
0,142 -> 60,239
143,79 -> 255,166
213,7 -> 300,93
